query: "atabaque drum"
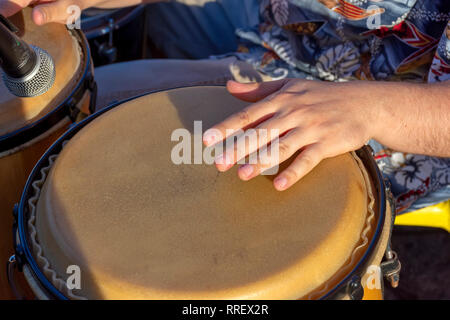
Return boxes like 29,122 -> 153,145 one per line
14,86 -> 396,299
0,8 -> 95,299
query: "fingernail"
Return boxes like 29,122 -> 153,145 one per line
203,130 -> 217,146
239,164 -> 254,180
274,177 -> 288,190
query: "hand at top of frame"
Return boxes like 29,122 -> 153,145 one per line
0,0 -> 116,25
203,79 -> 450,191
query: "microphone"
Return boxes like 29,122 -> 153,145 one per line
0,14 -> 55,97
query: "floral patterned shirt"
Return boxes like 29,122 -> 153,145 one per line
232,0 -> 450,84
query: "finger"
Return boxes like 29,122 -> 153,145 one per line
203,99 -> 279,147
204,81 -> 291,146
215,115 -> 295,172
236,129 -> 318,180
273,143 -> 326,191
227,79 -> 289,103
32,0 -> 84,25
0,0 -> 35,16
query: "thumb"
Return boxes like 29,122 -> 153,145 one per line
32,0 -> 82,25
226,79 -> 289,103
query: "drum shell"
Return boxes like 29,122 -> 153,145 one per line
1,122 -> 68,300
0,91 -> 91,300
13,87 -> 391,300
0,16 -> 94,298
361,201 -> 393,300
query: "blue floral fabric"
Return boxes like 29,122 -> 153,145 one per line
230,0 -> 450,83
368,141 -> 450,213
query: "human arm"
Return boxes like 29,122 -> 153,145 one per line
203,79 -> 450,191
0,0 -> 164,25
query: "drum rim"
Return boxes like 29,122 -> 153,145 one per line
15,85 -> 387,300
322,147 -> 387,299
0,28 -> 94,154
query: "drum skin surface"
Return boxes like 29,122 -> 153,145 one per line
0,8 -> 81,136
33,87 -> 373,299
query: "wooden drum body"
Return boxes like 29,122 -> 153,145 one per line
0,9 -> 95,299
14,86 -> 397,300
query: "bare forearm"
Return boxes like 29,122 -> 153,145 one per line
374,81 -> 450,157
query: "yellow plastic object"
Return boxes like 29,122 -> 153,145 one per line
394,200 -> 450,232
363,287 -> 383,300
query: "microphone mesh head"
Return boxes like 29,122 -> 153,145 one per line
2,45 -> 56,98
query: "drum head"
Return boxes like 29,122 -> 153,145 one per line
29,86 -> 377,299
0,8 -> 83,137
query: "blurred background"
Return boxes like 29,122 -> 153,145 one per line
385,226 -> 450,300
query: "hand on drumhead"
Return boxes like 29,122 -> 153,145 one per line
203,79 -> 381,191
0,0 -> 104,25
